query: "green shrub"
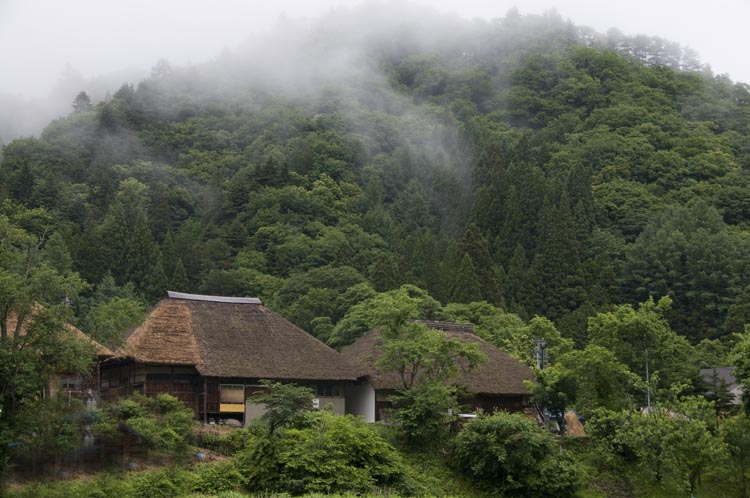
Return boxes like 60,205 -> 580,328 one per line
215,492 -> 250,498
389,382 -> 458,445
67,473 -> 135,498
452,411 -> 581,498
585,408 -> 637,465
236,411 -> 405,495
131,468 -> 192,498
93,394 -> 195,459
117,398 -> 147,419
8,473 -> 136,498
277,411 -> 405,494
235,435 -> 284,492
251,380 -> 314,435
6,482 -> 66,498
199,427 -> 260,455
192,461 -> 245,494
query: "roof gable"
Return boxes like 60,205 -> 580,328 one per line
123,299 -> 199,365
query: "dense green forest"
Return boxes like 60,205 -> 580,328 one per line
3,10 -> 749,347
3,7 -> 750,496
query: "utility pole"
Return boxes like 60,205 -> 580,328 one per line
534,339 -> 547,370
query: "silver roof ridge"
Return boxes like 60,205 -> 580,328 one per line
167,291 -> 262,304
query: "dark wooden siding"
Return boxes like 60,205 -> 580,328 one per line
99,362 -> 201,415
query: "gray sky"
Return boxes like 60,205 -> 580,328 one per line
1,0 -> 749,99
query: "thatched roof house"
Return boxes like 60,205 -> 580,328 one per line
102,292 -> 355,424
4,307 -> 113,400
4,307 -> 114,358
700,366 -> 743,406
341,321 -> 536,422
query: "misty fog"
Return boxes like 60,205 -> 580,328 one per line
1,0 -> 749,144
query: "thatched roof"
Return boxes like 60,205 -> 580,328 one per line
121,292 -> 355,380
340,321 -> 535,395
4,308 -> 114,358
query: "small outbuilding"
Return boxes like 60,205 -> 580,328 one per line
700,366 -> 744,407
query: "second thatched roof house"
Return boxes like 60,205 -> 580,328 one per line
100,292 -> 356,425
341,321 -> 536,422
4,306 -> 114,403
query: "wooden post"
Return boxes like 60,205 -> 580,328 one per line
203,377 -> 208,425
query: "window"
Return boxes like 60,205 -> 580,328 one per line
61,376 -> 82,391
220,384 -> 245,413
220,384 -> 245,404
316,384 -> 342,397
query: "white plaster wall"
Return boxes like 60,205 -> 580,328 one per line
316,396 -> 346,415
244,402 -> 268,426
346,381 -> 376,423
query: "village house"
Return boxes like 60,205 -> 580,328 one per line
99,292 -> 356,426
341,321 -> 536,423
4,307 -> 114,404
700,366 -> 744,408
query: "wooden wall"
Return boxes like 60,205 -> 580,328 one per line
101,365 -> 349,423
99,362 -> 201,415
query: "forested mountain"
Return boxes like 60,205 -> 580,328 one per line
2,7 -> 750,354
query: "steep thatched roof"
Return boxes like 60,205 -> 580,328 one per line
4,308 -> 114,358
340,321 -> 535,395
121,292 -> 355,380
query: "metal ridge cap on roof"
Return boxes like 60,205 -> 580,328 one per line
416,320 -> 474,332
166,291 -> 262,304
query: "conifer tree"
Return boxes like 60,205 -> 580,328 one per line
98,179 -> 166,300
72,91 -> 92,113
505,162 -> 547,255
460,224 -> 502,305
449,253 -> 483,304
171,258 -> 190,292
161,230 -> 178,283
438,238 -> 463,302
368,252 -> 401,292
406,229 -> 441,295
506,243 -> 528,315
497,186 -> 522,262
519,253 -> 547,317
726,286 -> 750,334
532,187 -> 584,319
567,163 -> 595,239
42,232 -> 73,274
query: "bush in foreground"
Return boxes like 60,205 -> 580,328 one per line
237,410 -> 406,495
92,394 -> 195,460
451,411 -> 581,498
